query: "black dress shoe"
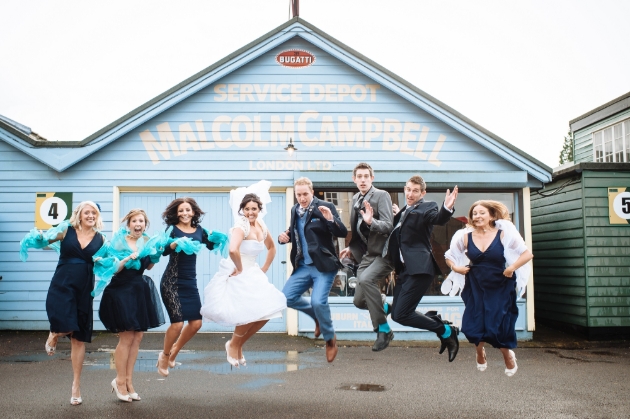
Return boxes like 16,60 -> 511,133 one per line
372,331 -> 394,352
438,326 -> 460,362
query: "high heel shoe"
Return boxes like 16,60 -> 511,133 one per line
504,350 -> 518,377
45,332 -> 57,356
168,359 -> 176,368
225,340 -> 239,368
70,397 -> 82,406
128,392 -> 141,401
476,348 -> 487,371
156,351 -> 169,377
239,355 -> 246,367
111,379 -> 132,402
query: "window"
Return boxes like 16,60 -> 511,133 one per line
593,118 -> 630,162
305,189 -> 519,298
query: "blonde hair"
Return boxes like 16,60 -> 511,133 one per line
294,177 -> 313,190
70,201 -> 103,231
121,208 -> 150,230
467,200 -> 510,228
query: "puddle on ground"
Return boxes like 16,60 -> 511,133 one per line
1,348 -> 325,375
339,383 -> 386,392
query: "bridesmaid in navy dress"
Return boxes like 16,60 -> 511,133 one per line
20,201 -> 105,405
445,201 -> 532,377
94,209 -> 165,402
157,197 -> 228,376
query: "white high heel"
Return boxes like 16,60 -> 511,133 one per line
225,340 -> 239,368
111,379 -> 132,402
476,348 -> 487,372
45,332 -> 57,356
239,355 -> 247,367
156,351 -> 169,377
504,350 -> 518,377
128,392 -> 141,401
70,397 -> 82,406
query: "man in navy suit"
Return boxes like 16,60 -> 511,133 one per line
384,175 -> 460,361
279,177 -> 348,362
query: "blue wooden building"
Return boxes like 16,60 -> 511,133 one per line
0,18 -> 551,340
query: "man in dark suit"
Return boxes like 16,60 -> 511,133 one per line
279,177 -> 348,362
339,163 -> 395,351
384,175 -> 460,361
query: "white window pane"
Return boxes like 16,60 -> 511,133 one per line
594,131 -> 603,162
625,120 -> 630,163
604,127 -> 613,162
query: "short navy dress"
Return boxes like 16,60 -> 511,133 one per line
461,230 -> 518,349
99,256 -> 165,333
46,227 -> 104,343
160,226 -> 206,323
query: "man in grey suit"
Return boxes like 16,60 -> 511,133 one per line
340,163 -> 395,351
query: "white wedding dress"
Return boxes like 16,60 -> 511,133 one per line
200,217 -> 287,326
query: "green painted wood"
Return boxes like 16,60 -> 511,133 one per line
537,310 -> 588,326
531,199 -> 583,217
586,237 -> 630,247
531,209 -> 583,225
589,317 -> 630,327
587,246 -> 630,256
534,267 -> 585,277
586,227 -> 630,237
531,248 -> 584,258
534,258 -> 584,267
531,189 -> 582,206
589,306 -> 630,317
535,303 -> 587,317
586,257 -> 630,267
588,287 -> 630,297
532,229 -> 584,241
533,276 -> 585,287
588,297 -> 630,307
588,277 -> 630,287
533,238 -> 584,250
588,266 -> 630,276
536,285 -> 586,297
535,294 -> 586,307
532,219 -> 584,233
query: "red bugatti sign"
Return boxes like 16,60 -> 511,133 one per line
276,49 -> 315,68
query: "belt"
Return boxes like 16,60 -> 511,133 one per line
58,257 -> 92,266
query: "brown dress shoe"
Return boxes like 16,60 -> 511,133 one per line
314,320 -> 321,338
325,336 -> 338,363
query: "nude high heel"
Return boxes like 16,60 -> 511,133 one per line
504,350 -> 518,377
476,347 -> 487,371
156,351 -> 169,377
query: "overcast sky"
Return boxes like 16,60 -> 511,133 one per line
1,0 -> 629,168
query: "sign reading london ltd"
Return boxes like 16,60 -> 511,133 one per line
276,49 -> 315,68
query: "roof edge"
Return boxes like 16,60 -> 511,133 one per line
569,91 -> 630,126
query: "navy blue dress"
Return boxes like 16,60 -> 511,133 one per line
461,230 -> 518,349
45,227 -> 104,343
160,226 -> 204,323
99,256 -> 165,333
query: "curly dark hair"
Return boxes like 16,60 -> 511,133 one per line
238,193 -> 263,216
162,197 -> 205,227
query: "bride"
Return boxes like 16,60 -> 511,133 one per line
200,180 -> 287,367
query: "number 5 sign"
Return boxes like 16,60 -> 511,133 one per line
35,192 -> 73,229
608,187 -> 630,225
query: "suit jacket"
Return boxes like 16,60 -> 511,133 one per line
384,199 -> 453,276
348,186 -> 393,261
280,197 -> 348,273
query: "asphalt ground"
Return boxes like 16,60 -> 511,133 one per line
0,326 -> 629,419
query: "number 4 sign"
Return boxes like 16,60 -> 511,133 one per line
608,187 -> 630,225
35,192 -> 73,229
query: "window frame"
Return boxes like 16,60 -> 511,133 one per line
592,117 -> 630,163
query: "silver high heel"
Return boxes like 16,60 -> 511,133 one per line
225,340 -> 239,368
504,350 -> 518,377
476,347 -> 487,372
111,379 -> 132,402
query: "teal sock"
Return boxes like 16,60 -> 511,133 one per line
383,302 -> 389,315
441,324 -> 451,339
378,323 -> 391,333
